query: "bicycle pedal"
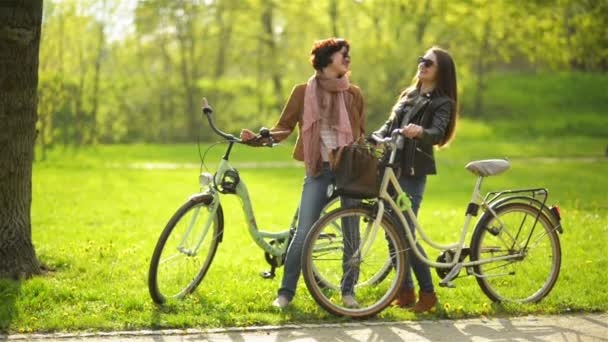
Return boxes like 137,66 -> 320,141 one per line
260,270 -> 275,279
439,281 -> 456,288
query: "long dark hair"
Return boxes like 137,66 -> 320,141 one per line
397,46 -> 459,146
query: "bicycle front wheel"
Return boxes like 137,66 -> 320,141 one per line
313,198 -> 392,291
148,193 -> 223,304
302,205 -> 406,318
470,202 -> 561,303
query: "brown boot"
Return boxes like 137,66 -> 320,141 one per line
409,291 -> 437,313
393,287 -> 416,308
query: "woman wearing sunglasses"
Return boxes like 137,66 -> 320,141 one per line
240,38 -> 365,309
371,46 -> 458,313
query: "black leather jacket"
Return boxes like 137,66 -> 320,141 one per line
372,89 -> 453,176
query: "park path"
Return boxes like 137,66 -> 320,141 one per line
4,313 -> 607,341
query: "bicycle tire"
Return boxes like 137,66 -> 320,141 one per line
312,198 -> 393,290
301,205 -> 406,318
148,193 -> 223,304
470,202 -> 561,303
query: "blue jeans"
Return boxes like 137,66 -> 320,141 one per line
399,175 -> 435,293
278,163 -> 359,301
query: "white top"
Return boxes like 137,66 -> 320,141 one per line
319,116 -> 338,161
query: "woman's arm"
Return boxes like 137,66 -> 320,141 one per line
269,84 -> 305,143
372,119 -> 394,138
418,99 -> 453,145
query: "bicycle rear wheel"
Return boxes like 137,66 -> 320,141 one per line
148,193 -> 223,304
470,202 -> 561,303
301,205 -> 406,318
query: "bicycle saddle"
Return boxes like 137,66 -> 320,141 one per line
465,159 -> 510,177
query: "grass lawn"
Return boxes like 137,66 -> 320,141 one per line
1,128 -> 606,333
2,71 -> 607,333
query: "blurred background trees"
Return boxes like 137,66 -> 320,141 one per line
36,0 -> 607,156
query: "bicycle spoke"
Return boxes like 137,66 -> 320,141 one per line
472,203 -> 561,303
302,206 -> 405,318
149,199 -> 221,303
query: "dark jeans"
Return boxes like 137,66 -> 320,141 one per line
278,163 -> 359,300
398,175 -> 435,293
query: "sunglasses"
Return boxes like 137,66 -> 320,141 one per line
418,56 -> 434,68
342,51 -> 350,59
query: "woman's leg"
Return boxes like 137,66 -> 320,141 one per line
339,196 -> 360,296
399,175 -> 434,294
278,165 -> 333,301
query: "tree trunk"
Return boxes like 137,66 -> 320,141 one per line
329,0 -> 339,37
159,33 -> 174,143
473,17 -> 491,117
214,0 -> 232,79
261,1 -> 283,111
415,0 -> 432,45
0,0 -> 43,279
90,19 -> 105,145
75,44 -> 86,146
175,1 -> 197,141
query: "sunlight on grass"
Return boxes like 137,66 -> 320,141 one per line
1,139 -> 604,333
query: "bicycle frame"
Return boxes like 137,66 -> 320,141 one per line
371,135 -> 526,271
200,143 -> 291,258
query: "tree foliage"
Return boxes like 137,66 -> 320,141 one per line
36,0 -> 607,150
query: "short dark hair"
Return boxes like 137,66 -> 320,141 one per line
309,38 -> 349,71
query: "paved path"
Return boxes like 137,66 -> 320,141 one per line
4,313 -> 607,341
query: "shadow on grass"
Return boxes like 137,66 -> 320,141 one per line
0,279 -> 20,334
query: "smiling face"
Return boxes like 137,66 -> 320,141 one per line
326,46 -> 350,77
416,51 -> 438,84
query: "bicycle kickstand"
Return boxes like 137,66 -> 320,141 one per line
439,263 -> 463,288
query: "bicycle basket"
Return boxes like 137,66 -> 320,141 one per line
329,143 -> 379,199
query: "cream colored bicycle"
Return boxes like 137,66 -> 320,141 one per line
301,130 -> 564,318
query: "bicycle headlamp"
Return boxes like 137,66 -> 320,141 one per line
199,172 -> 214,187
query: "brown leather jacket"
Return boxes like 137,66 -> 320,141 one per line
270,83 -> 366,175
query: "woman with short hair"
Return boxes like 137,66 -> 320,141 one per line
241,38 -> 366,309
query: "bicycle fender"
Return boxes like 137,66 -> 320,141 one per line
484,195 -> 563,234
189,192 -> 225,243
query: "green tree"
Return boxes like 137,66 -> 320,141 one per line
33,0 -> 607,145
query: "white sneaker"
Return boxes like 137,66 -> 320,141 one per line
342,294 -> 359,308
272,295 -> 290,309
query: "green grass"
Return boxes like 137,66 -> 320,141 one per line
1,137 -> 607,334
460,71 -> 608,138
2,70 -> 607,333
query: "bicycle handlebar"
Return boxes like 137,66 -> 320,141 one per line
201,98 -> 239,142
201,98 -> 283,147
370,129 -> 405,148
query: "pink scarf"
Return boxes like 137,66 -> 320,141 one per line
302,73 -> 353,176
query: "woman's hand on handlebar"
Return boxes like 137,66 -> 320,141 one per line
401,124 -> 423,139
240,128 -> 256,141
239,127 -> 275,147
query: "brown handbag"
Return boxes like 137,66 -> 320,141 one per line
329,141 -> 379,198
